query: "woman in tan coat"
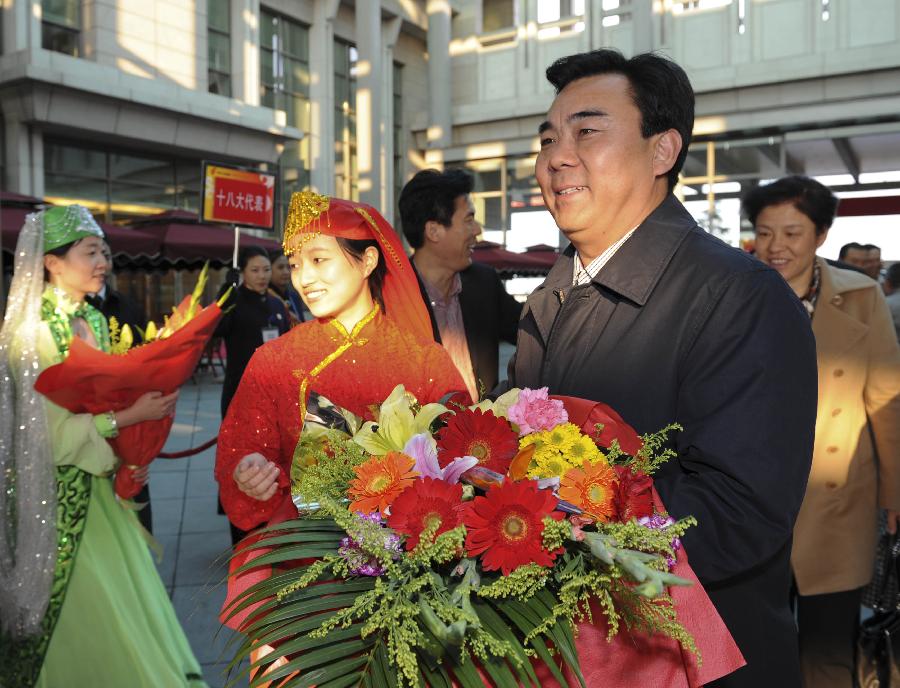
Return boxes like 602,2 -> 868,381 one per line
745,175 -> 900,688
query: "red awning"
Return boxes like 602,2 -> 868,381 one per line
472,241 -> 551,275
836,195 -> 900,217
1,191 -> 42,254
127,209 -> 281,267
522,243 -> 562,270
1,198 -> 161,263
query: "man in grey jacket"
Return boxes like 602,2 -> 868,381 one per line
511,49 -> 817,687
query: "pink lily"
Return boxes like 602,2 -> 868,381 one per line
403,433 -> 477,484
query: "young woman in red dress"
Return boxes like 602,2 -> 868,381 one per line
214,192 -> 467,636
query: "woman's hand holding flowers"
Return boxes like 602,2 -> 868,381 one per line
115,390 -> 179,428
234,453 -> 281,501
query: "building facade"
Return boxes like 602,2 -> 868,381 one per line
427,0 -> 900,253
2,0 -> 899,254
0,0 -> 431,230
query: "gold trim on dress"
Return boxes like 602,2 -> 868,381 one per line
293,303 -> 381,441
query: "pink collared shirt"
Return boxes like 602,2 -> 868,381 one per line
422,273 -> 480,401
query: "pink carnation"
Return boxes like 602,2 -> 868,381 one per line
507,387 -> 568,436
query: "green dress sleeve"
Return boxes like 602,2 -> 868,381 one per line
34,323 -> 120,476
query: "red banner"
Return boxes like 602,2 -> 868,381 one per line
202,163 -> 276,230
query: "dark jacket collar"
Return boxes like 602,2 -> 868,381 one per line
538,194 -> 696,306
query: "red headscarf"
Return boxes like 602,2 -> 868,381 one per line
282,191 -> 432,344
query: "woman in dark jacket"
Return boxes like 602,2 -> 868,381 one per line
215,246 -> 290,417
216,246 -> 290,544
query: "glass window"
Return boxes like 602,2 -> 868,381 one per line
45,143 -> 106,177
42,0 -> 79,56
43,0 -> 79,28
259,9 -> 311,226
334,39 -> 358,201
483,0 -> 515,32
538,0 -> 586,23
393,62 -> 404,217
207,0 -> 230,33
44,174 -> 108,204
111,153 -> 174,186
43,140 -> 220,224
207,0 -> 231,96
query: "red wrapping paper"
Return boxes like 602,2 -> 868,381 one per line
34,302 -> 223,498
531,487 -> 745,687
535,395 -> 746,686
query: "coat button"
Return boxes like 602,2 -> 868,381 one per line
831,408 -> 842,417
826,481 -> 838,489
834,369 -> 844,377
826,446 -> 839,454
831,295 -> 843,306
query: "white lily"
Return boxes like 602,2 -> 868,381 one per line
353,384 -> 450,455
468,387 -> 521,420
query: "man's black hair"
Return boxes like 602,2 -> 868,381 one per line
885,262 -> 900,288
838,241 -> 866,259
742,176 -> 839,235
398,168 -> 474,249
545,49 -> 695,191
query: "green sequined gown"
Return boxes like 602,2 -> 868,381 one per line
4,288 -> 206,688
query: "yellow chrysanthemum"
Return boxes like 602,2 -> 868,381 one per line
566,434 -> 603,465
528,449 -> 577,480
519,432 -> 544,449
544,423 -> 578,452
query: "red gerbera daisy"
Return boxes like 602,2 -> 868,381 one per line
436,408 -> 518,475
612,465 -> 654,521
387,477 -> 464,550
463,479 -> 561,574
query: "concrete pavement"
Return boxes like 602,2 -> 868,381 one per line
149,372 -> 237,688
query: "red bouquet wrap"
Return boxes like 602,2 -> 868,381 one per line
34,300 -> 223,498
538,395 -> 746,686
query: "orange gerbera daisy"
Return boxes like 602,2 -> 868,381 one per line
348,452 -> 418,514
559,460 -> 617,522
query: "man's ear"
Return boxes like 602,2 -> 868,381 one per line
816,228 -> 830,249
652,129 -> 682,180
424,220 -> 444,245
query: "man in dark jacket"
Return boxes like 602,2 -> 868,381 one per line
399,169 -> 522,397
512,49 -> 817,687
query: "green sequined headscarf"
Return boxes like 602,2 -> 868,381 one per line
42,205 -> 104,253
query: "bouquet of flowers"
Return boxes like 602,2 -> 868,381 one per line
34,265 -> 226,498
224,386 -> 744,688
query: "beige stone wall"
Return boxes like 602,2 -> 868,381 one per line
84,0 -> 205,90
394,30 -> 429,181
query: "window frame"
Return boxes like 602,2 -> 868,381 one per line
207,0 -> 233,97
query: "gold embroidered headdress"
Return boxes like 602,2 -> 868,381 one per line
282,191 -> 331,254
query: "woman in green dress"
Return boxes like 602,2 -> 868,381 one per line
0,206 -> 206,687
